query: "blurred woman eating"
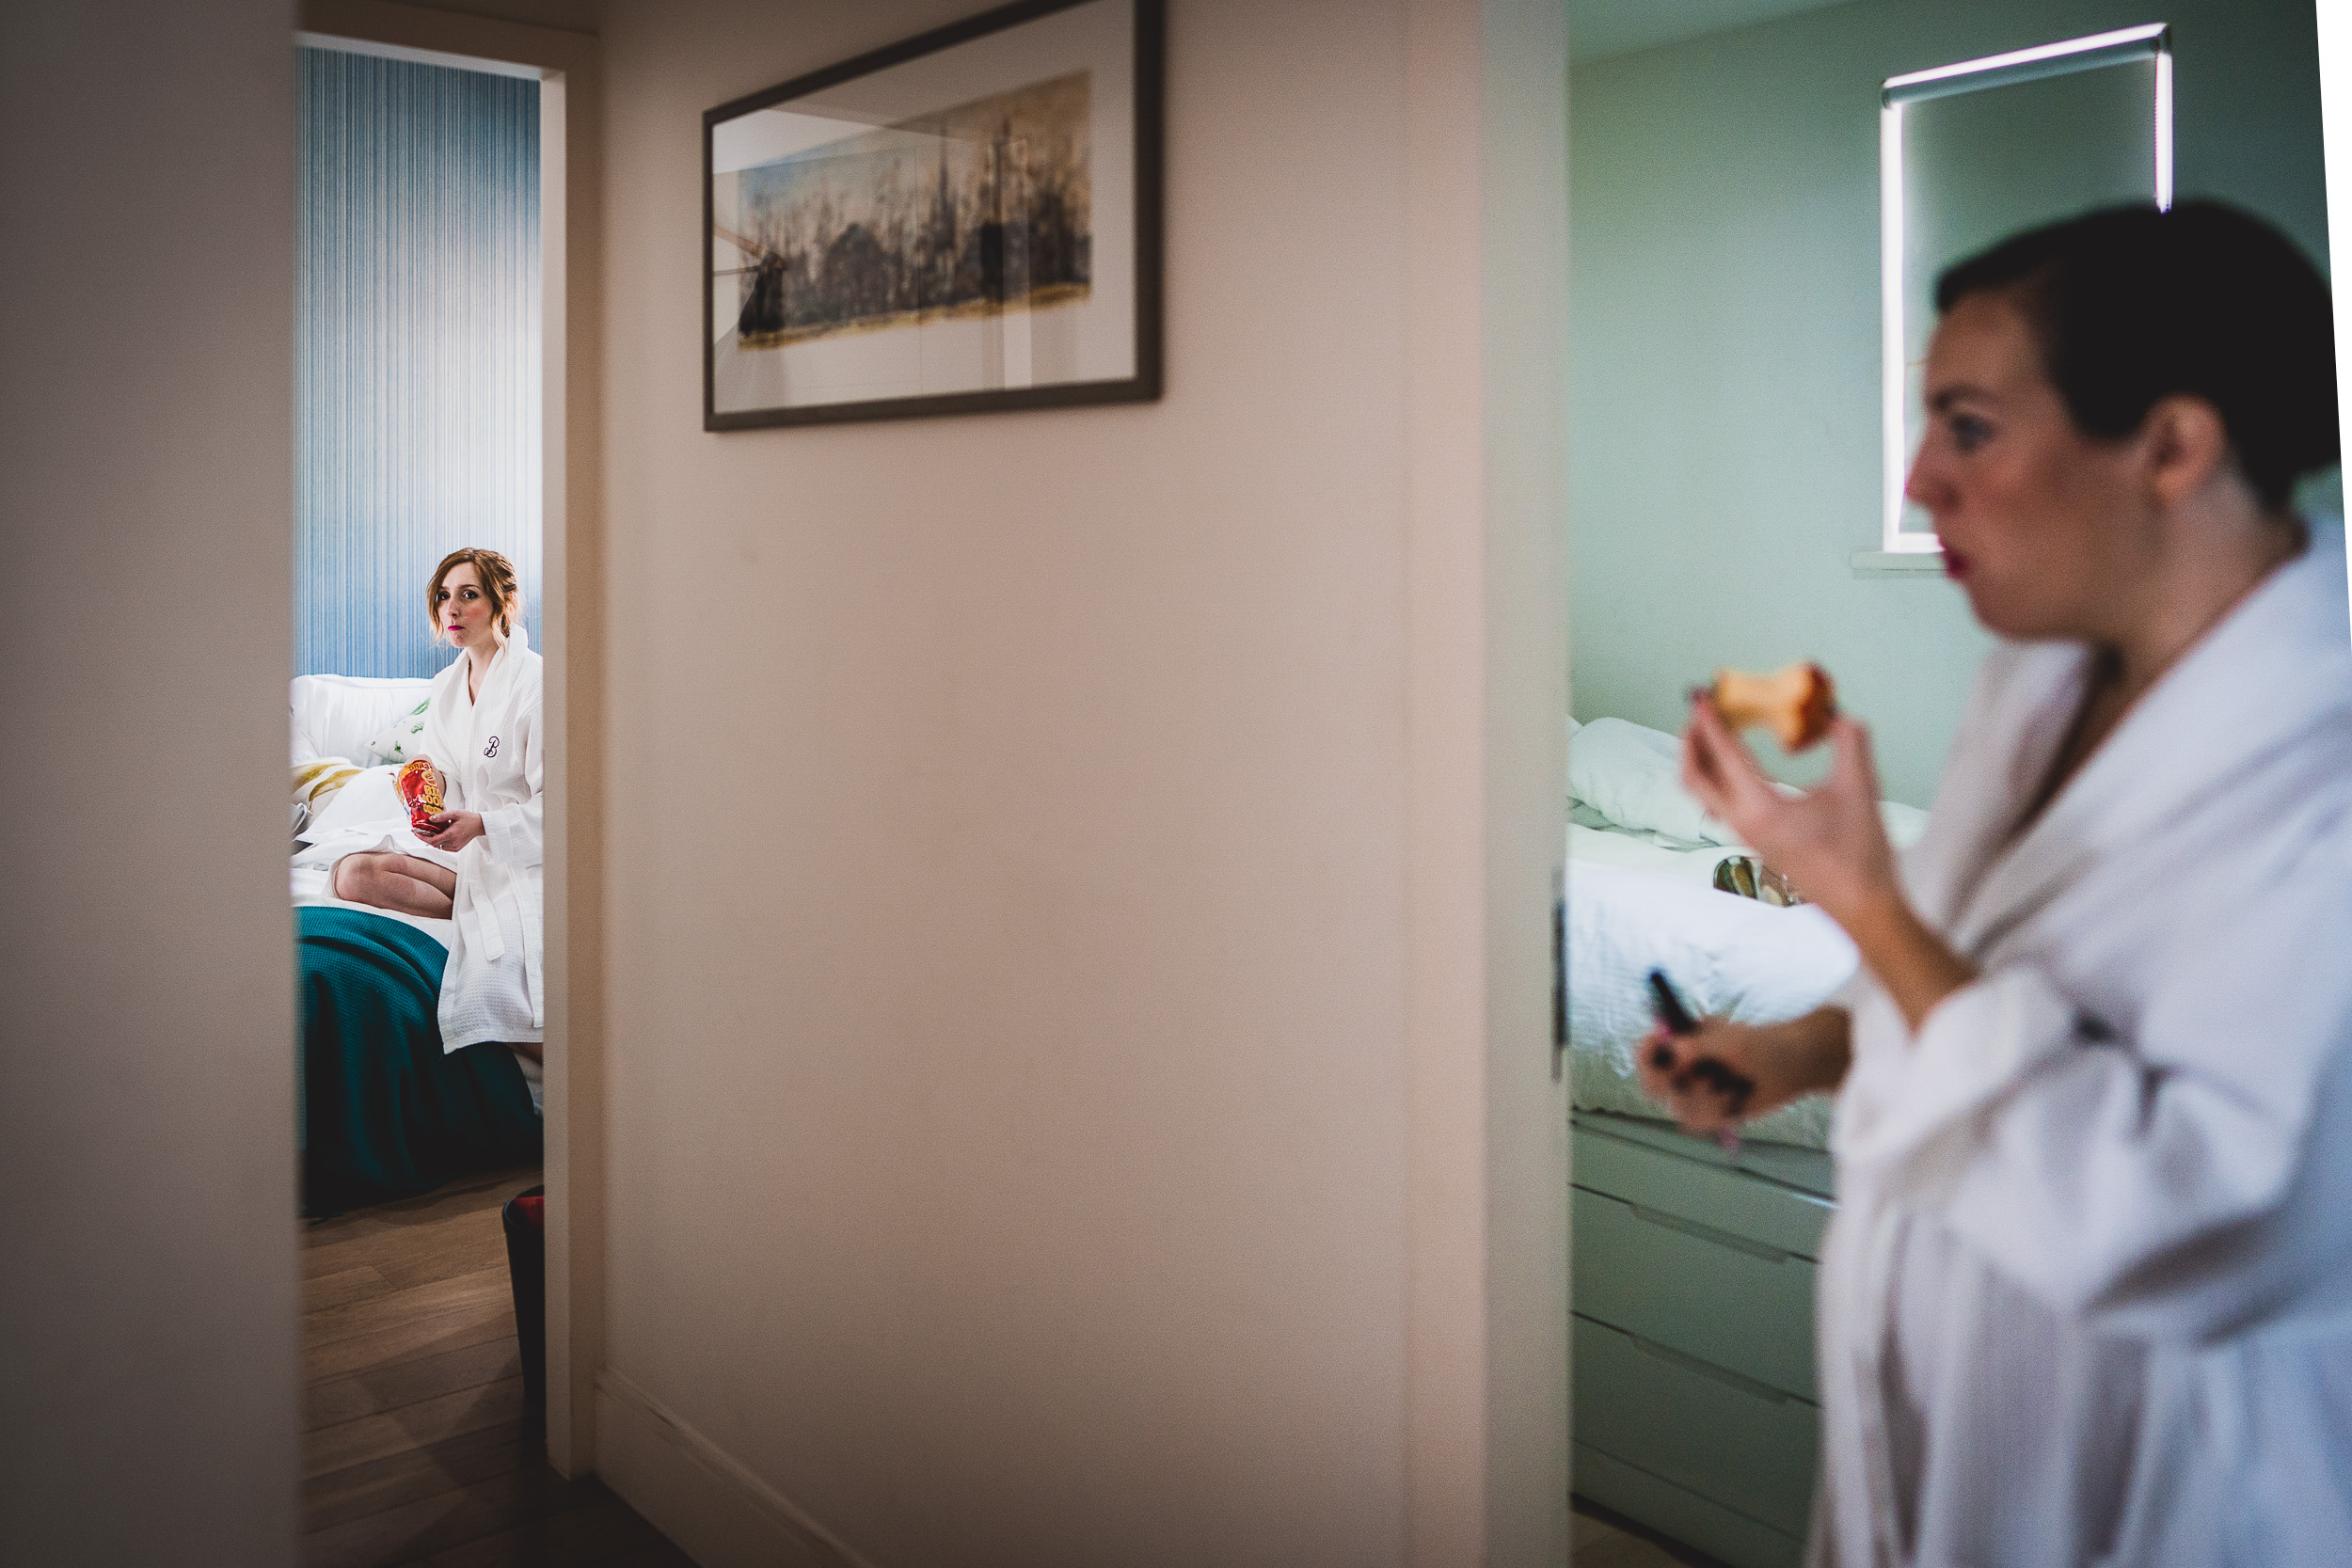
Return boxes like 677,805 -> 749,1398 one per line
1640,202 -> 2352,1564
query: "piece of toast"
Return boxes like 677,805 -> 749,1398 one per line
1708,662 -> 1836,751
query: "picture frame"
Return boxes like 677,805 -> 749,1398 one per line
703,0 -> 1163,430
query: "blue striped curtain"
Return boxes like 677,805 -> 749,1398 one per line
296,47 -> 540,677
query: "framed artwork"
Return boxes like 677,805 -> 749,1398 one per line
704,0 -> 1163,430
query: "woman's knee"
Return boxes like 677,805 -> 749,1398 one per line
333,854 -> 380,903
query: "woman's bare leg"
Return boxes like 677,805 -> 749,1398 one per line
332,852 -> 456,919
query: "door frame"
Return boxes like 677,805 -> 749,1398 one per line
295,0 -> 605,1477
1401,0 -> 1571,1557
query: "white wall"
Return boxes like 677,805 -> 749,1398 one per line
0,0 -> 1565,1558
587,0 -> 1565,1563
0,1 -> 301,1562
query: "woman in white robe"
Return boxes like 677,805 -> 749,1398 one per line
1639,201 -> 2351,1565
330,547 -> 544,1059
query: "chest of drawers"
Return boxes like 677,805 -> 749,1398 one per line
1572,1112 -> 1835,1568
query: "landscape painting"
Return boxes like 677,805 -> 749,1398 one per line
719,73 -> 1092,350
704,0 -> 1161,429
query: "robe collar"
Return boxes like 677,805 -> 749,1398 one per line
450,626 -> 531,723
1946,522 -> 2352,958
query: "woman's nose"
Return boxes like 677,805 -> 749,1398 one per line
1903,449 -> 1946,515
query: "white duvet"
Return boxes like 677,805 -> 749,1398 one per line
1562,716 -> 1910,1149
292,765 -> 458,942
1565,856 -> 1853,1147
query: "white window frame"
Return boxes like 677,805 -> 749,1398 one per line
1877,24 -> 2173,558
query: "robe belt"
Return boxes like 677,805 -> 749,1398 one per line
455,850 -> 507,964
456,895 -> 501,964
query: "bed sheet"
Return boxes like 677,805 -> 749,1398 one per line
298,906 -> 539,1215
1567,819 -> 1723,887
292,863 -> 455,945
1565,832 -> 1853,1149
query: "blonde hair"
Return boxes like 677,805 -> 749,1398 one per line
426,547 -> 525,644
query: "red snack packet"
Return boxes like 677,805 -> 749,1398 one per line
396,758 -> 444,835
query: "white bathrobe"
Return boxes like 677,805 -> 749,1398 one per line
310,631 -> 546,1053
1812,521 -> 2352,1568
414,628 -> 544,1053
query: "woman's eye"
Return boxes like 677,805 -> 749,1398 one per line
1950,415 -> 1993,452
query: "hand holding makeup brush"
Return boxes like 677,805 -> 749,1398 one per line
1635,1008 -> 1854,1137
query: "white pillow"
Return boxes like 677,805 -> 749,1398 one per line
1571,714 -> 1934,850
291,674 -> 437,766
1569,718 -> 1727,846
364,696 -> 432,765
302,764 -> 402,840
293,757 -> 364,812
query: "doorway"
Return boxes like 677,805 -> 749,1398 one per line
288,8 -> 605,1557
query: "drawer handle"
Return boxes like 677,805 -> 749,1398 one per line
1625,1328 -> 1806,1407
1627,1203 -> 1794,1265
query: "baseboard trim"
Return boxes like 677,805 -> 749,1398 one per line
596,1368 -> 877,1568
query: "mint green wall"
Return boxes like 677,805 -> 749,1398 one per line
1568,0 -> 2329,805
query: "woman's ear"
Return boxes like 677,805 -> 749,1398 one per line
2140,394 -> 2236,510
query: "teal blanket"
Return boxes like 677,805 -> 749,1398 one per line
298,907 -> 541,1215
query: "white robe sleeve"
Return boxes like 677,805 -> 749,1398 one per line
1842,844 -> 2352,1340
479,705 -> 541,870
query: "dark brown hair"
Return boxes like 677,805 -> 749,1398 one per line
1935,200 -> 2339,511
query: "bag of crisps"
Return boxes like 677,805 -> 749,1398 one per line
396,758 -> 445,836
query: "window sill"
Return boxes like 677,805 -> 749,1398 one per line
1850,549 -> 1947,578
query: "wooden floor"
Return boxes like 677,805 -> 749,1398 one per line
301,1166 -> 691,1568
301,1165 -> 1724,1567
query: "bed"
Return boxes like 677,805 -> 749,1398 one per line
1562,715 -> 1925,1567
1563,715 -> 1926,1149
290,674 -> 541,1215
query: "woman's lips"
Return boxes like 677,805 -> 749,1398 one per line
1943,549 -> 1971,581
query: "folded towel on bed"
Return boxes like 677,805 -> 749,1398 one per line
298,907 -> 541,1215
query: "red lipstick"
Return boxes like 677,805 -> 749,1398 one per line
1943,550 -> 1971,581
